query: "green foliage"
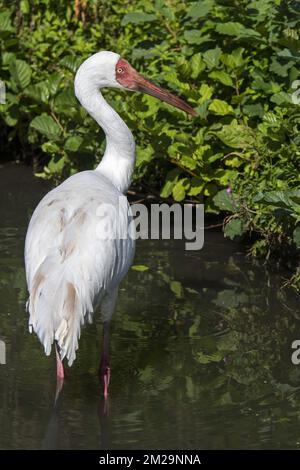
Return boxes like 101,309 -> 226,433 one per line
1,0 -> 300,277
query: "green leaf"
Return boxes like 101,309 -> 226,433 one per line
9,60 -> 32,90
131,265 -> 149,272
198,83 -> 213,103
41,141 -> 60,154
2,104 -> 19,126
170,281 -> 183,298
216,124 -> 255,148
160,169 -> 182,198
253,190 -> 300,212
30,115 -> 62,140
196,102 -> 209,119
183,30 -> 210,45
208,70 -> 233,87
186,0 -> 214,20
181,156 -> 197,170
213,189 -> 237,212
2,52 -> 16,66
188,177 -> 204,196
196,351 -> 222,364
55,88 -> 77,110
270,59 -> 293,77
209,99 -> 234,116
190,53 -> 205,79
136,144 -> 155,169
221,48 -> 245,68
172,178 -> 190,201
270,92 -> 292,105
243,103 -> 264,117
24,82 -> 49,103
64,136 -> 83,152
224,218 -> 244,239
20,0 -> 30,14
47,73 -> 63,96
216,22 -> 261,39
47,156 -> 66,173
0,11 -> 15,32
59,55 -> 82,73
121,12 -> 156,26
203,47 -> 222,69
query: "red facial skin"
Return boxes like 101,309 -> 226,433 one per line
115,58 -> 139,89
115,57 -> 197,117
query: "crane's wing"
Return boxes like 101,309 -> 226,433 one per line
25,170 -> 135,365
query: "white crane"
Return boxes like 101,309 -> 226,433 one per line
24,51 -> 196,398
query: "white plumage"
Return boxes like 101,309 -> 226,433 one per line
25,170 -> 135,365
25,52 -> 135,368
24,50 -> 195,394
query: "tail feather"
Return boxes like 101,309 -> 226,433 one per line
28,256 -> 94,366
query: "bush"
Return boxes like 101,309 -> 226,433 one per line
1,0 -> 300,278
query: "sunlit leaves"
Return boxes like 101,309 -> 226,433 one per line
208,99 -> 234,116
190,53 -> 206,79
198,83 -> 213,103
135,144 -> 155,176
220,48 -> 245,68
208,71 -> 233,87
172,177 -> 190,201
203,47 -> 222,69
188,177 -> 204,196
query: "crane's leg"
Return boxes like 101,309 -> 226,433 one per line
98,289 -> 118,399
55,343 -> 64,380
54,343 -> 64,404
99,321 -> 110,399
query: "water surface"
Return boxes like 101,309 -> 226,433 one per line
1,163 -> 300,450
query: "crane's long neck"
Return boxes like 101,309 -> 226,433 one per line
75,82 -> 135,194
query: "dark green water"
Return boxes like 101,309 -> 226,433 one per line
1,163 -> 300,450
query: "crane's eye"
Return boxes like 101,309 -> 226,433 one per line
117,67 -> 124,74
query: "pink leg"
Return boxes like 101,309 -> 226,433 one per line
99,322 -> 110,399
103,365 -> 110,400
56,345 -> 64,380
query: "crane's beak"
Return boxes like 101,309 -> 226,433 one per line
116,58 -> 197,117
133,74 -> 197,117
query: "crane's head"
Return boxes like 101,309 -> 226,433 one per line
75,51 -> 197,117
